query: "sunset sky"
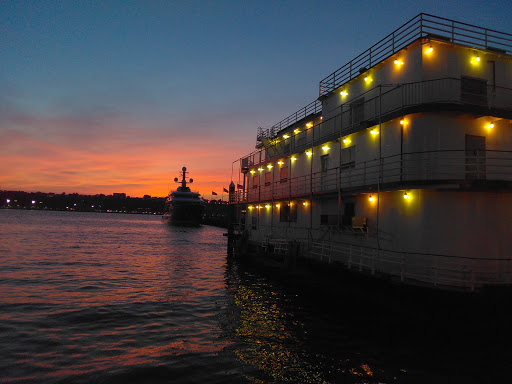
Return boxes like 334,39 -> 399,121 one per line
2,0 -> 509,198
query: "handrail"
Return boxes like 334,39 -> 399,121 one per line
238,150 -> 512,203
319,13 -> 512,96
241,78 -> 512,170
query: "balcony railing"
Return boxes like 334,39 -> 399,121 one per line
319,13 -> 512,96
239,78 -> 512,172
238,150 -> 512,203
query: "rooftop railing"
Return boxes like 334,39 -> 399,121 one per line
319,13 -> 512,96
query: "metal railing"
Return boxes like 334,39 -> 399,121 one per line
240,150 -> 512,203
309,240 -> 512,291
239,78 -> 512,174
257,99 -> 322,143
319,13 -> 512,96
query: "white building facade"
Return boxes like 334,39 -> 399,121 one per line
231,14 -> 512,291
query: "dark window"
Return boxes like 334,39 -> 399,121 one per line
342,202 -> 355,226
465,134 -> 486,180
280,203 -> 297,222
252,175 -> 259,189
341,146 -> 356,169
280,167 -> 288,183
321,154 -> 329,172
461,76 -> 487,105
350,98 -> 365,125
251,215 -> 257,230
264,172 -> 272,186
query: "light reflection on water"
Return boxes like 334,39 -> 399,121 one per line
0,209 -> 510,383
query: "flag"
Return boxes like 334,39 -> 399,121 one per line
237,184 -> 243,189
212,191 -> 218,196
223,188 -> 228,193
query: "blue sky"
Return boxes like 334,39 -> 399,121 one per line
1,0 -> 510,197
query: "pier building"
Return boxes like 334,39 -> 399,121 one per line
230,14 -> 512,291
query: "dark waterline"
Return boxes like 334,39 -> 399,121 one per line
0,210 -> 510,383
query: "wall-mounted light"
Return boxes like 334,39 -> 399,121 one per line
283,134 -> 290,139
486,122 -> 494,130
369,195 -> 375,202
394,59 -> 404,66
343,138 -> 351,144
426,45 -> 433,54
303,201 -> 307,206
248,205 -> 253,210
370,129 -> 379,135
257,167 -> 263,172
471,55 -> 481,64
400,119 -> 406,125
275,204 -> 280,208
403,192 -> 411,200
294,129 -> 300,134
267,164 -> 273,169
306,150 -> 313,156
340,90 -> 348,96
265,204 -> 270,209
250,170 -> 255,174
306,122 -> 313,128
364,76 -> 373,82
277,160 -> 284,165
322,145 -> 330,151
291,156 -> 297,161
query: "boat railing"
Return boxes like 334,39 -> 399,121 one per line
319,13 -> 512,96
235,149 -> 512,203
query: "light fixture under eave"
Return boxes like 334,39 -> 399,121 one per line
426,45 -> 433,54
275,204 -> 280,208
394,59 -> 404,66
369,195 -> 375,202
277,160 -> 284,165
283,134 -> 290,139
403,192 -> 411,200
267,164 -> 273,169
257,167 -> 264,172
340,90 -> 348,96
322,145 -> 330,151
486,122 -> 495,130
364,76 -> 372,82
370,129 -> 379,135
265,204 -> 270,209
343,138 -> 351,144
250,170 -> 255,174
400,119 -> 406,125
291,156 -> 297,161
303,201 -> 307,206
294,129 -> 300,134
306,150 -> 313,156
306,122 -> 313,128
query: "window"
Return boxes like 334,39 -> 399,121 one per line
321,154 -> 329,172
264,172 -> 272,186
252,175 -> 259,189
320,214 -> 339,225
461,76 -> 487,105
280,166 -> 288,183
350,98 -> 365,126
341,146 -> 356,169
280,203 -> 297,222
465,134 -> 486,180
251,215 -> 257,230
342,202 -> 355,226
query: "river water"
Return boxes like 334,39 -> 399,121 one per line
0,209 -> 510,383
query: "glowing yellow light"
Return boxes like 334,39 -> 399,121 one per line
291,156 -> 297,161
306,122 -> 313,128
486,123 -> 494,130
267,164 -> 273,169
277,160 -> 284,165
343,138 -> 351,144
265,204 -> 270,209
248,205 -> 253,210
426,45 -> 433,54
293,129 -> 300,134
320,116 -> 323,120
283,134 -> 290,139
403,192 -> 411,200
340,90 -> 348,96
257,167 -> 263,172
369,195 -> 375,202
322,145 -> 330,151
364,76 -> 373,82
471,55 -> 481,64
303,201 -> 307,206
394,59 -> 403,66
400,119 -> 405,125
306,150 -> 313,156
275,204 -> 279,208
370,129 -> 379,135
256,205 -> 260,209
250,170 -> 255,174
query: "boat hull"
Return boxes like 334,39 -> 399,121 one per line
164,202 -> 204,226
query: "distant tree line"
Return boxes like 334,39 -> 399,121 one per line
0,190 -> 165,214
